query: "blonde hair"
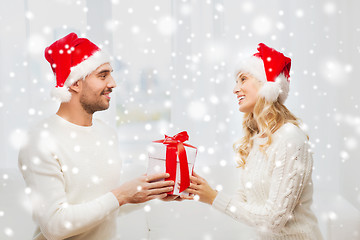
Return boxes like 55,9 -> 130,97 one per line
234,97 -> 301,168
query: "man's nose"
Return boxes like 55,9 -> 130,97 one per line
108,75 -> 116,88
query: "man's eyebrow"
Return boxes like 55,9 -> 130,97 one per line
96,69 -> 113,75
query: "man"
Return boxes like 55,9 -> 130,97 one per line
18,32 -> 174,240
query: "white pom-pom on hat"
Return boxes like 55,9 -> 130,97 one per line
51,86 -> 72,102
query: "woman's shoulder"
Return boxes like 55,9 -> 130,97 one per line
273,122 -> 308,146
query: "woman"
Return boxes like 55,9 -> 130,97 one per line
182,43 -> 323,239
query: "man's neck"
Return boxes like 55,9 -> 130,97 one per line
56,102 -> 93,127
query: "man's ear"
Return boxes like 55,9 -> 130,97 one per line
68,80 -> 82,93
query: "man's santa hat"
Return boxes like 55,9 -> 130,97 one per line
238,43 -> 291,104
45,32 -> 110,102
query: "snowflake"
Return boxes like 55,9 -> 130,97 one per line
219,160 -> 227,167
131,26 -> 140,34
320,59 -> 348,85
9,129 -> 28,150
74,145 -> 81,152
324,2 -> 336,15
295,9 -> 304,18
157,16 -> 177,36
252,16 -> 272,35
27,34 -> 47,55
202,166 -> 211,174
207,148 -> 215,154
242,2 -> 253,12
344,137 -> 357,150
144,205 -> 151,212
4,227 -> 14,236
328,211 -> 337,221
72,167 -> 79,174
180,4 -> 192,15
194,195 -> 200,201
25,11 -> 34,20
187,101 -> 208,120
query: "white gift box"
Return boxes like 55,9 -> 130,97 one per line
147,143 -> 197,196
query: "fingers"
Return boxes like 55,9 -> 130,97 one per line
146,172 -> 170,182
192,171 -> 206,182
189,183 -> 200,190
180,194 -> 194,200
184,188 -> 198,195
190,176 -> 202,184
192,171 -> 200,177
163,195 -> 181,201
148,186 -> 174,196
148,180 -> 174,190
174,197 -> 184,201
148,193 -> 168,200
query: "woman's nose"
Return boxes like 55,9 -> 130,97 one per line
233,83 -> 240,94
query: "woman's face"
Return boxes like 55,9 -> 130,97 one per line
233,72 -> 262,113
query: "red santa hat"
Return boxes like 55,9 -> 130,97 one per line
45,32 -> 110,102
237,43 -> 291,103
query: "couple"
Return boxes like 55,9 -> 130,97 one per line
18,33 -> 323,240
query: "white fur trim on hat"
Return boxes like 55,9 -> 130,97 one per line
51,50 -> 110,102
258,74 -> 289,103
237,56 -> 290,103
276,74 -> 290,104
51,86 -> 72,102
237,56 -> 267,83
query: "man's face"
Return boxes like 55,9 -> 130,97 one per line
79,63 -> 116,114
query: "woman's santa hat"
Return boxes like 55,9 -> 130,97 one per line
238,43 -> 291,104
45,32 -> 110,102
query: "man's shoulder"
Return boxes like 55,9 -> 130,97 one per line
19,115 -> 59,159
26,115 -> 58,135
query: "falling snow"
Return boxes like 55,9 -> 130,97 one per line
0,0 -> 360,239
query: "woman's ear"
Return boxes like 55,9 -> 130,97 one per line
68,80 -> 82,93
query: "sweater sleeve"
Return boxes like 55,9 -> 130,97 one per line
18,132 -> 120,240
212,135 -> 313,234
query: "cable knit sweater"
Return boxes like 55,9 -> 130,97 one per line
212,123 -> 323,239
18,115 -> 123,240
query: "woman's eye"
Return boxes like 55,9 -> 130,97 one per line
241,77 -> 246,82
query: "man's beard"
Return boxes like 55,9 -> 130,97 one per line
79,91 -> 110,114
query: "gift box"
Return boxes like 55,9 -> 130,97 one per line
147,131 -> 197,196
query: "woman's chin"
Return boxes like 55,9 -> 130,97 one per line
238,105 -> 252,113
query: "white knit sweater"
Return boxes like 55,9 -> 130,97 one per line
18,115 -> 123,240
212,123 -> 323,239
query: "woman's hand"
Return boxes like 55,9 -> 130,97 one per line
181,171 -> 218,205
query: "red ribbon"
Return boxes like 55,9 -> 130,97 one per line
153,131 -> 196,194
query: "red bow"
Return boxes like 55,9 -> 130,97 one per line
153,131 -> 196,193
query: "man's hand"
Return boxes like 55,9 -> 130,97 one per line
160,195 -> 183,202
111,173 -> 174,206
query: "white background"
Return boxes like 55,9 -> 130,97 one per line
0,0 -> 359,239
